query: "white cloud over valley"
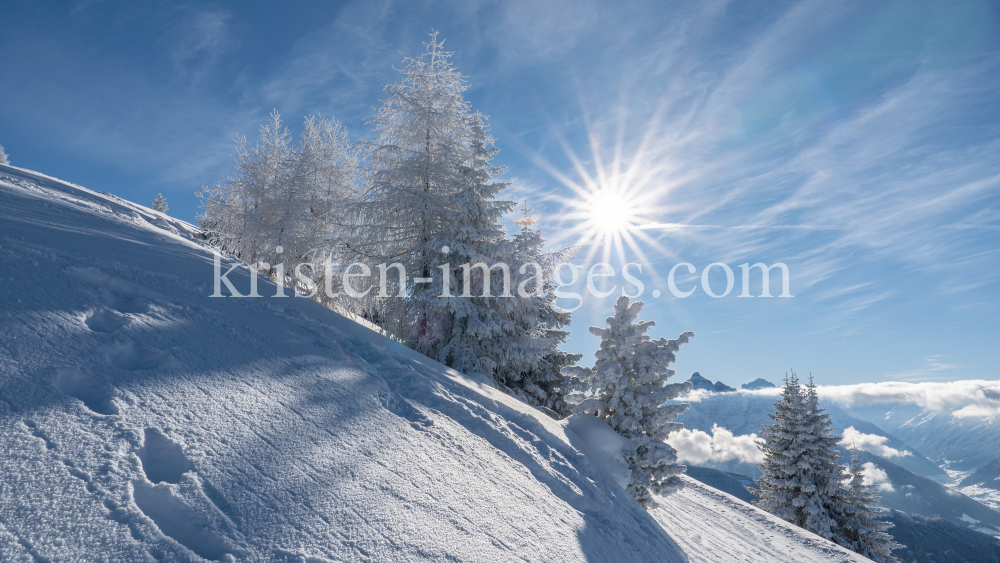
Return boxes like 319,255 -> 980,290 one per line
668,424 -> 763,466
839,427 -> 911,459
861,462 -> 894,493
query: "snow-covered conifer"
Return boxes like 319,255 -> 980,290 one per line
293,114 -> 359,304
752,373 -> 810,523
349,31 -> 471,292
200,110 -> 295,267
421,111 -> 515,372
499,200 -> 581,414
752,373 -> 845,541
199,111 -> 357,298
348,32 -> 582,399
152,193 -> 168,212
836,448 -> 902,563
801,376 -> 847,540
564,296 -> 693,507
0,145 -> 8,165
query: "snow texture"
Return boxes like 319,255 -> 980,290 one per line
0,163 -> 870,562
653,477 -> 870,563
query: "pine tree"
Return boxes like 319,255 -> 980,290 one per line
836,448 -> 903,563
752,373 -> 850,542
564,296 -> 693,507
0,145 -> 8,166
751,373 -> 812,525
152,193 -> 168,212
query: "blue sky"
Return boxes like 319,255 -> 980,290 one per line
2,0 -> 999,386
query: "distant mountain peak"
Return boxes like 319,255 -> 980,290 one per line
688,372 -> 735,393
742,378 -> 776,390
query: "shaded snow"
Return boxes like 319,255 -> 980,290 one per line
0,164 -> 868,562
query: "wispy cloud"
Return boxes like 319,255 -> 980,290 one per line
170,8 -> 236,84
879,355 -> 965,382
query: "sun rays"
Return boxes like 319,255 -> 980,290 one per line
541,115 -> 677,268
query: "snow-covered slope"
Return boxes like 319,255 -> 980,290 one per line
0,164 -> 869,562
653,478 -> 871,563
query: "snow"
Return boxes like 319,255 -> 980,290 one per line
0,163 -> 870,562
653,478 -> 869,563
563,413 -> 633,489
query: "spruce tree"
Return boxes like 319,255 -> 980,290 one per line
564,296 -> 693,507
426,112 -> 516,373
152,193 -> 168,212
752,373 -> 813,525
801,375 -> 847,540
495,200 -> 581,414
837,448 -> 903,563
754,373 -> 858,543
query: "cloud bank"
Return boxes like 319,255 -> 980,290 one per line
696,379 -> 1000,419
668,424 -> 763,466
817,380 -> 1000,419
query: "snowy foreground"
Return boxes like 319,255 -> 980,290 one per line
0,164 -> 869,562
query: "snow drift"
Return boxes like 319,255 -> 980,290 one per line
0,164 -> 869,562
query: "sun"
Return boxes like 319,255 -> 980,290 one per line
561,181 -> 663,266
532,106 -> 676,266
586,189 -> 637,235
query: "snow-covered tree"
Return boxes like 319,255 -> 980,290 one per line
410,111 -> 514,368
752,373 -> 810,523
347,30 -> 472,319
347,32 -> 581,404
802,376 -> 848,539
293,114 -> 360,304
835,448 -> 903,562
200,110 -> 296,267
428,121 -> 586,403
152,193 -> 168,212
199,110 -> 357,297
0,145 -> 8,165
752,373 -> 847,542
499,200 -> 581,414
564,296 -> 694,507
